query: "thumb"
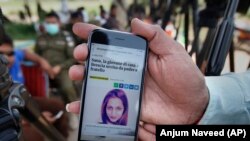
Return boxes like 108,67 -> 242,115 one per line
66,101 -> 81,114
131,18 -> 182,55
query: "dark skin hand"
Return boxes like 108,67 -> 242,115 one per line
66,18 -> 209,141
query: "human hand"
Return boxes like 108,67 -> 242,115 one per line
52,65 -> 61,76
42,111 -> 57,124
40,58 -> 55,79
67,18 -> 209,141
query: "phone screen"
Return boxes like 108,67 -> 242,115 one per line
78,30 -> 147,141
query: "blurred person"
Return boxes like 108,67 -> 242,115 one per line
66,19 -> 250,141
0,34 -> 54,83
102,3 -> 120,30
65,11 -> 85,45
127,4 -> 146,22
65,11 -> 86,97
101,89 -> 128,126
77,7 -> 89,23
95,5 -> 108,26
21,97 -> 70,141
0,34 -> 70,140
35,11 -> 77,104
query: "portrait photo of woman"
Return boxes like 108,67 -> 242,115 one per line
101,89 -> 128,126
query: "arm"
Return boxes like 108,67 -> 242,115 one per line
24,49 -> 43,63
24,50 -> 54,78
199,70 -> 250,124
34,39 -> 42,55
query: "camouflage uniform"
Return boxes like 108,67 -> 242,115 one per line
35,31 -> 77,103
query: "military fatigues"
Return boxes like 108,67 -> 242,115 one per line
35,31 -> 77,103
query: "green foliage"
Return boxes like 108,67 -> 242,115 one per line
4,23 -> 36,40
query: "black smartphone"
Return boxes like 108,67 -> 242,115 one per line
78,29 -> 148,141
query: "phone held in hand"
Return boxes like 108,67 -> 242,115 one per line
78,29 -> 148,141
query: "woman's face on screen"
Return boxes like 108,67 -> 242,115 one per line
106,97 -> 124,123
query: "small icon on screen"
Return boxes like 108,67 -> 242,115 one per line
119,83 -> 124,88
134,85 -> 139,90
129,85 -> 134,89
124,84 -> 129,89
114,83 -> 118,88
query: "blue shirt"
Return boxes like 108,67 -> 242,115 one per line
9,50 -> 25,84
199,70 -> 250,124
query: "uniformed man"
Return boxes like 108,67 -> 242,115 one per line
35,12 -> 77,104
65,11 -> 85,45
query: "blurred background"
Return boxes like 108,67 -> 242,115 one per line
0,0 -> 249,72
0,0 -> 250,141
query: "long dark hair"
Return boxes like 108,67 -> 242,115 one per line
101,89 -> 128,125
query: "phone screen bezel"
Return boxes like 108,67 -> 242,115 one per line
78,29 -> 148,141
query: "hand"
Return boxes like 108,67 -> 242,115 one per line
67,19 -> 209,141
42,111 -> 57,124
52,65 -> 61,76
40,58 -> 55,79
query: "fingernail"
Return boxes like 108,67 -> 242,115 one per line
66,104 -> 70,112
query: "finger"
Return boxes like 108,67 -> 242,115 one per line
138,125 -> 156,141
74,43 -> 88,61
73,22 -> 99,39
42,111 -> 52,117
147,51 -> 160,78
66,101 -> 81,114
69,65 -> 84,80
131,18 -> 183,55
143,123 -> 156,134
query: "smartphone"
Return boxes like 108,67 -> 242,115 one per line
78,29 -> 148,141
